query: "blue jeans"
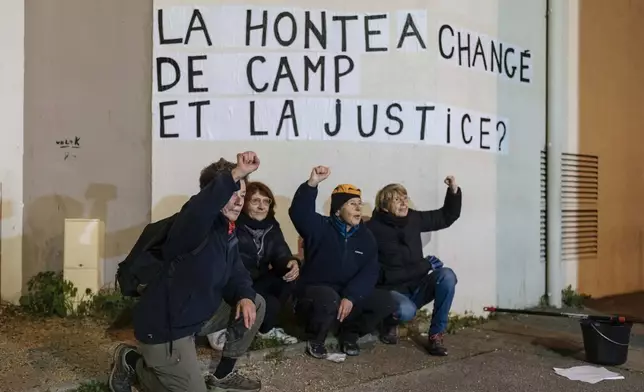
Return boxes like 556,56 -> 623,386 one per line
390,267 -> 457,335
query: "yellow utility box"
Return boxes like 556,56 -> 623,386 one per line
63,219 -> 105,306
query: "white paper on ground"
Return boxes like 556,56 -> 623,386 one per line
553,366 -> 624,384
325,353 -> 347,363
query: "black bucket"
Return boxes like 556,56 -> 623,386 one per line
580,319 -> 632,366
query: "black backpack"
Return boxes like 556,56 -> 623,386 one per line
115,213 -> 208,297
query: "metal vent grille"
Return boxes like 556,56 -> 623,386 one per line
540,152 -> 599,262
561,153 -> 599,260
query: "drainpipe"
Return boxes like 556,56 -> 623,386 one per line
545,0 -> 563,308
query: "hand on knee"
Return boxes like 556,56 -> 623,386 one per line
235,295 -> 265,331
252,294 -> 267,326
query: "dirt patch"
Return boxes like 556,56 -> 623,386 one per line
0,306 -> 115,391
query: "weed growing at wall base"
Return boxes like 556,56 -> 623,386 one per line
539,285 -> 591,309
17,271 -> 136,323
446,311 -> 491,334
19,271 -> 80,317
55,380 -> 109,392
562,285 -> 591,308
401,310 -> 493,336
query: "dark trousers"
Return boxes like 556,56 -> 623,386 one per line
294,285 -> 397,342
253,273 -> 294,334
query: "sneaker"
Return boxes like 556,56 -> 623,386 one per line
306,340 -> 328,359
205,371 -> 261,392
380,325 -> 399,345
340,339 -> 360,356
258,328 -> 298,344
427,333 -> 448,356
207,329 -> 228,351
108,343 -> 137,392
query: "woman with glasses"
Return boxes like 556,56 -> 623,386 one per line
208,181 -> 300,349
288,166 -> 397,359
365,177 -> 462,357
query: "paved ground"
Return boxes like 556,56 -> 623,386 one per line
8,310 -> 644,391
235,315 -> 644,392
338,350 -> 642,392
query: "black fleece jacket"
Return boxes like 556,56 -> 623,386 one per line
365,187 -> 462,294
236,212 -> 298,280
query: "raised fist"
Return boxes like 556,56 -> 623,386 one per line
307,166 -> 331,187
444,175 -> 458,193
233,151 -> 260,179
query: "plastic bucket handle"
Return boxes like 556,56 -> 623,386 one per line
590,323 -> 629,346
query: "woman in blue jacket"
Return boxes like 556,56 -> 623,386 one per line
288,166 -> 397,359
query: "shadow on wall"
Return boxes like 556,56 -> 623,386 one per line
146,194 -> 379,255
153,194 -> 302,254
21,183 -> 150,288
16,186 -> 425,293
19,191 -> 190,291
273,195 -> 298,253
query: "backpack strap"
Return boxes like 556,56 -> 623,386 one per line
189,234 -> 210,257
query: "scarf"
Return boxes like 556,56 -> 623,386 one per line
331,215 -> 359,238
237,212 -> 276,258
371,209 -> 409,243
371,209 -> 409,228
237,212 -> 275,230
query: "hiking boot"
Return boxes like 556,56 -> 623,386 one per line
340,339 -> 360,356
380,325 -> 399,345
258,327 -> 298,344
427,333 -> 448,356
205,371 -> 261,391
108,343 -> 137,392
306,340 -> 328,359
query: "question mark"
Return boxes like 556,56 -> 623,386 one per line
496,121 -> 507,152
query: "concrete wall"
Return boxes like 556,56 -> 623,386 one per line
0,0 -> 25,302
151,0 -> 547,313
578,0 -> 644,297
7,0 -> 563,313
22,0 -> 153,288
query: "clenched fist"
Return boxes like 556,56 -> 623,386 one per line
232,151 -> 260,180
307,166 -> 331,187
444,175 -> 458,193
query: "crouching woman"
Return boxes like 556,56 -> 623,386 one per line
237,181 -> 301,344
366,176 -> 462,356
288,166 -> 397,359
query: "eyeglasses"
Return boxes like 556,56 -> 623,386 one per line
392,195 -> 409,205
249,198 -> 272,207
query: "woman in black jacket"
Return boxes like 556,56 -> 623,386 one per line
239,181 -> 301,344
365,176 -> 462,357
208,181 -> 300,349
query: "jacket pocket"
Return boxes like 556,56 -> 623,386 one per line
168,287 -> 194,319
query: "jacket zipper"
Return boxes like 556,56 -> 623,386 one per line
343,237 -> 348,263
256,226 -> 273,268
